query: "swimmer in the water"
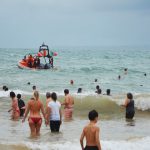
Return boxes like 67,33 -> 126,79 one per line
22,91 -> 45,136
95,85 -> 101,94
118,75 -> 121,80
70,80 -> 74,85
124,68 -> 128,75
80,110 -> 101,150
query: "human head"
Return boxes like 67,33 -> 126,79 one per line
51,92 -> 57,101
77,88 -> 82,93
27,82 -> 30,85
17,94 -> 21,99
106,89 -> 111,95
118,75 -> 121,80
32,85 -> 36,90
10,91 -> 16,99
64,89 -> 69,95
95,79 -> 98,82
144,73 -> 147,76
70,80 -> 74,85
46,92 -> 51,99
3,86 -> 7,90
96,85 -> 99,90
124,68 -> 128,71
127,93 -> 133,100
33,91 -> 39,100
88,110 -> 98,122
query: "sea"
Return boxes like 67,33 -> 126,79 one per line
0,47 -> 150,150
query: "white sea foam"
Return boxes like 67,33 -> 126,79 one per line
0,137 -> 150,150
0,88 -> 150,111
0,89 -> 32,98
112,93 -> 150,111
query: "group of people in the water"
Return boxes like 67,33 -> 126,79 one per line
8,84 -> 135,150
9,88 -> 74,135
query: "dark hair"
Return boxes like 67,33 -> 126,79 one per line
96,85 -> 99,90
88,110 -> 98,121
64,89 -> 69,94
10,91 -> 16,98
51,92 -> 57,101
17,94 -> 21,99
32,86 -> 36,90
124,68 -> 128,71
3,86 -> 7,90
95,79 -> 98,82
27,82 -> 30,85
77,88 -> 82,93
127,93 -> 133,99
46,92 -> 51,98
106,89 -> 111,95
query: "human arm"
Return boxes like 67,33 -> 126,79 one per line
95,127 -> 101,150
22,102 -> 29,123
46,106 -> 51,125
121,98 -> 129,107
41,102 -> 45,120
59,108 -> 62,125
61,96 -> 69,106
80,128 -> 85,150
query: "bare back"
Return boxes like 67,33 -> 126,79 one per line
64,94 -> 74,108
84,124 -> 98,146
28,100 -> 42,118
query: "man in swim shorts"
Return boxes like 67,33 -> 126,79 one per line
62,89 -> 74,120
80,110 -> 101,150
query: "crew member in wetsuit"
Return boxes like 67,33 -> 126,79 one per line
123,93 -> 135,120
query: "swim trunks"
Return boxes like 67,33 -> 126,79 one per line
84,146 -> 98,150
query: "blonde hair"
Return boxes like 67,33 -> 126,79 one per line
33,91 -> 39,101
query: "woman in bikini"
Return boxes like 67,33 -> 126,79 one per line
22,91 -> 45,136
8,91 -> 20,120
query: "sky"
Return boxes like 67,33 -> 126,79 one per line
0,0 -> 150,48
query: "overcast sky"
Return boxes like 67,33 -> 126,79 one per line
0,0 -> 150,48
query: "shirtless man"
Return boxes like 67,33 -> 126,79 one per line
22,91 -> 45,136
45,92 -> 51,122
8,91 -> 20,120
80,110 -> 101,150
61,89 -> 74,120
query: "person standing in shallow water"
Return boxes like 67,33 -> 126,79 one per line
17,94 -> 25,117
22,91 -> 45,136
122,93 -> 135,121
62,89 -> 74,120
80,110 -> 101,150
46,92 -> 62,132
8,91 -> 20,120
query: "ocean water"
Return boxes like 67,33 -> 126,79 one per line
0,47 -> 150,150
